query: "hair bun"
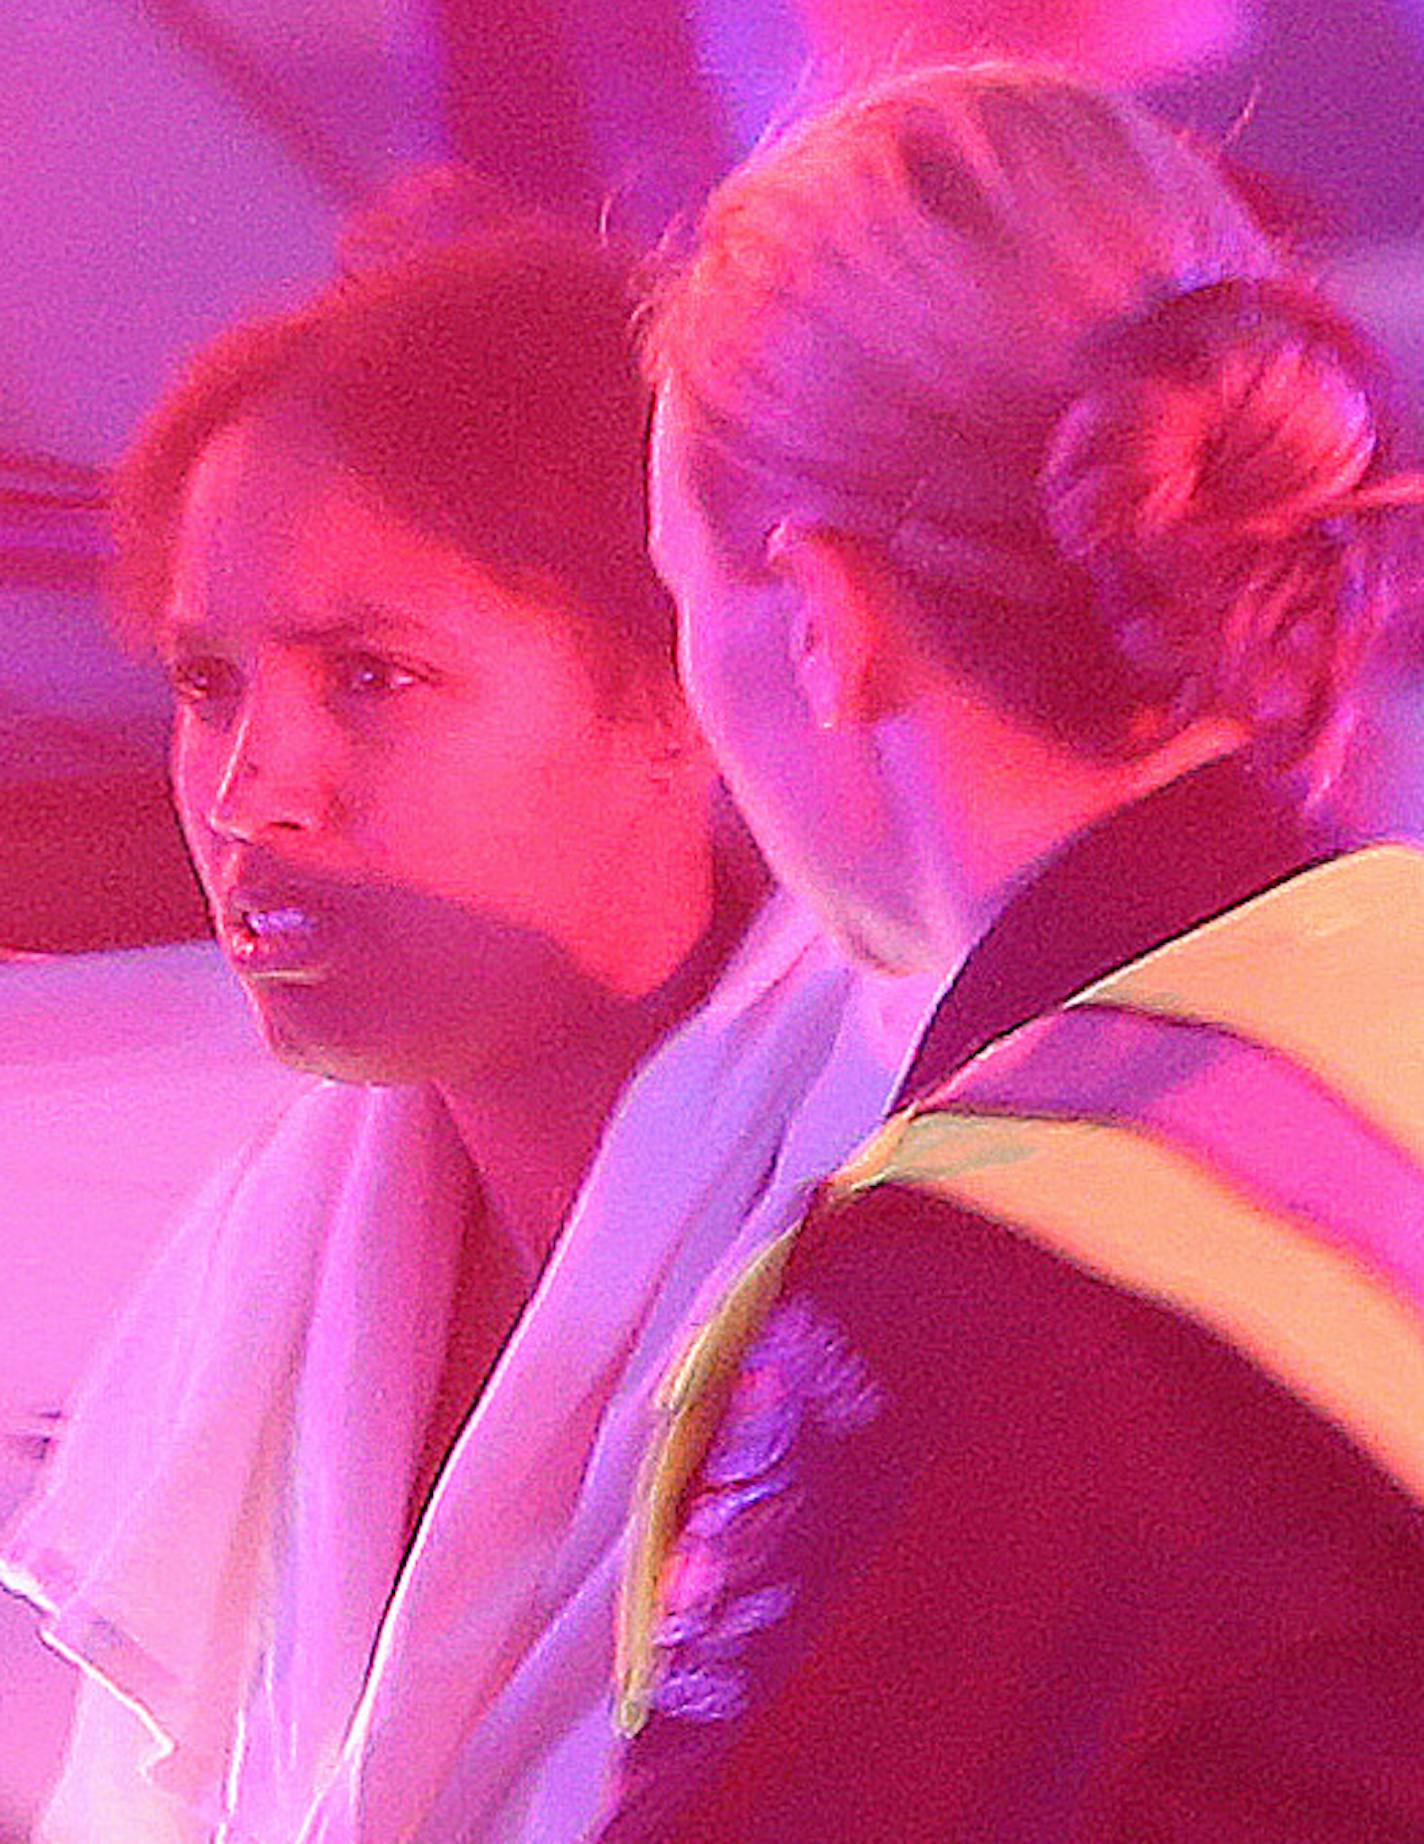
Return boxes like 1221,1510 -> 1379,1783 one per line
1042,278 -> 1380,577
1036,278 -> 1412,772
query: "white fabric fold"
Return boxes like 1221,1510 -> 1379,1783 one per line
3,897 -> 941,1842
4,1082 -> 474,1838
305,905 -> 939,1844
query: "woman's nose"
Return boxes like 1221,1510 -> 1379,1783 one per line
205,697 -> 332,843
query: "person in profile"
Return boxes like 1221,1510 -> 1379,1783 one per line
1,221 -> 936,1841
592,62 -> 1424,1840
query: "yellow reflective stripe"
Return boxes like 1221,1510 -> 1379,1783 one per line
864,1107 -> 1424,1508
1078,846 -> 1424,1172
616,1226 -> 798,1739
832,1104 -> 923,1198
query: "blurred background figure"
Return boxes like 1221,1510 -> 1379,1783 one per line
794,0 -> 1253,85
335,163 -> 521,273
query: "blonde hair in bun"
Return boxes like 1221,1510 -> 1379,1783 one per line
1043,277 -> 1424,781
644,61 -> 1424,790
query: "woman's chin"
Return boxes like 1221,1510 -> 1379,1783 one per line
244,988 -> 420,1086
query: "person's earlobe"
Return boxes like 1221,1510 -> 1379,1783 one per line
766,521 -> 876,732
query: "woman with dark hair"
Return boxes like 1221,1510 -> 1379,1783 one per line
593,63 -> 1424,1841
1,226 -> 936,1842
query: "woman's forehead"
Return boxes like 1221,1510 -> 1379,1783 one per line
166,417 -> 524,650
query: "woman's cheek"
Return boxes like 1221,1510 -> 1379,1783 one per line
169,727 -> 216,844
733,628 -> 813,776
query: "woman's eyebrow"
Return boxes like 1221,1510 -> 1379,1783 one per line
157,600 -> 464,664
275,603 -> 442,649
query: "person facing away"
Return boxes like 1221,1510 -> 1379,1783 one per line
1,226 -> 938,1840
587,61 -> 1424,1841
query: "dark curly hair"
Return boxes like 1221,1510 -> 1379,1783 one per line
113,222 -> 675,713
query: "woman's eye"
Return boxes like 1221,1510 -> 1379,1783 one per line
167,656 -> 240,713
335,652 -> 423,697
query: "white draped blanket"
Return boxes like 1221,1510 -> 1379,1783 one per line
2,897 -> 940,1842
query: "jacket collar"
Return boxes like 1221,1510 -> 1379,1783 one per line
896,754 -> 1342,1107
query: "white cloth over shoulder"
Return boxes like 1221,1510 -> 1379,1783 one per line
3,896 -> 940,1842
302,900 -> 938,1844
4,1079 -> 475,1842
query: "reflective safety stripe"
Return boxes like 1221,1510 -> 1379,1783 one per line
935,1003 -> 1424,1301
831,1107 -> 1424,1510
1073,845 -> 1424,1172
616,1228 -> 798,1739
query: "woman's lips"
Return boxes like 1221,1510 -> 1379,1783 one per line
224,902 -> 334,980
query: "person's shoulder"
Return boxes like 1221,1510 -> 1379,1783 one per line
783,1177 -> 1424,1584
783,1174 -> 1349,1461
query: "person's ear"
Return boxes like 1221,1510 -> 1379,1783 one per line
766,522 -> 881,732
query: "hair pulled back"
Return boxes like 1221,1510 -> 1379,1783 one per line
643,62 -> 1424,785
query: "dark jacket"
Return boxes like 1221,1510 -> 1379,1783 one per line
591,759 -> 1424,1843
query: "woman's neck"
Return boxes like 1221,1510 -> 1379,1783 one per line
890,686 -> 1251,970
437,830 -> 766,1278
438,1037 -> 648,1283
